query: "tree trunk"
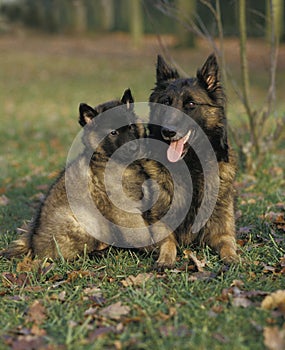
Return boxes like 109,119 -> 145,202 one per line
266,0 -> 283,43
72,0 -> 87,34
129,0 -> 143,48
101,0 -> 114,31
176,0 -> 196,48
239,0 -> 259,162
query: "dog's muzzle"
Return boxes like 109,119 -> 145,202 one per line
161,126 -> 177,140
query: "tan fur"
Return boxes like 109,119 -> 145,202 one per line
147,54 -> 240,266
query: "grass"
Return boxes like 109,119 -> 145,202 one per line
0,34 -> 285,349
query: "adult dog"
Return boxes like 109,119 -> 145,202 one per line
148,54 -> 239,266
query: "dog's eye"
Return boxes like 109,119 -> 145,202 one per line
110,130 -> 118,136
129,123 -> 135,130
161,97 -> 171,106
186,101 -> 196,109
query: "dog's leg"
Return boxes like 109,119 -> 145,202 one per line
154,232 -> 177,271
204,201 -> 239,264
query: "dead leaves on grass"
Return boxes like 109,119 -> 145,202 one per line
121,272 -> 153,287
99,301 -> 130,320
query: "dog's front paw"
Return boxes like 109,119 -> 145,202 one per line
220,247 -> 240,264
154,254 -> 176,272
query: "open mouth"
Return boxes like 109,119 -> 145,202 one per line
166,130 -> 192,162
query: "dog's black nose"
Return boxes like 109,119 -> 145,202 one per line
161,127 -> 177,139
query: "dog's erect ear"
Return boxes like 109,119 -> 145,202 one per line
121,88 -> 134,110
197,54 -> 220,93
79,103 -> 98,127
156,55 -> 180,83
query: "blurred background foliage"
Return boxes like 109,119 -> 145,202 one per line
0,0 -> 284,43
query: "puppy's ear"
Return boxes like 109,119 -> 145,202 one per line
156,55 -> 179,83
79,103 -> 98,126
121,88 -> 134,110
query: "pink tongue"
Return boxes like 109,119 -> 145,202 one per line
167,139 -> 184,162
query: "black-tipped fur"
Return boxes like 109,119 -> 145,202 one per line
148,54 -> 238,265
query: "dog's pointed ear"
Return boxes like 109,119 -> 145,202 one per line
79,103 -> 98,127
121,88 -> 134,110
197,54 -> 220,93
156,55 -> 179,83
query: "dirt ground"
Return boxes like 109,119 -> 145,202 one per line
0,32 -> 284,109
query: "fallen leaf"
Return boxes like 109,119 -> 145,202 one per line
7,335 -> 45,350
263,212 -> 285,232
30,324 -> 47,336
237,226 -> 254,235
26,300 -> 46,326
183,250 -> 206,272
261,290 -> 285,314
213,332 -> 229,343
231,279 -> 245,288
99,302 -> 130,320
232,296 -> 252,308
155,306 -> 177,321
0,194 -> 9,206
188,271 -> 216,282
16,256 -> 41,273
84,307 -> 98,316
2,272 -> 31,287
35,184 -> 49,191
82,287 -> 105,305
50,291 -> 66,302
121,273 -> 153,287
264,325 -> 285,350
159,325 -> 191,337
66,270 -> 95,282
87,326 -> 116,341
220,283 -> 267,307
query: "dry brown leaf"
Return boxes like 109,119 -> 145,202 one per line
159,325 -> 191,338
26,300 -> 46,326
183,250 -> 206,272
2,272 -> 31,287
30,324 -> 47,336
0,194 -> 9,206
99,302 -> 130,320
188,271 -> 215,282
261,290 -> 285,314
121,273 -> 153,287
16,256 -> 41,273
232,296 -> 252,308
155,306 -> 177,321
87,326 -> 116,341
50,291 -> 66,302
66,270 -> 95,282
84,307 -> 97,316
264,325 -> 285,350
8,335 -> 45,350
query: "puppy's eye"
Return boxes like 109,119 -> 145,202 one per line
110,130 -> 118,136
160,97 -> 171,106
129,123 -> 135,130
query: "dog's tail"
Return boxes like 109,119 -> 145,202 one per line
0,233 -> 31,259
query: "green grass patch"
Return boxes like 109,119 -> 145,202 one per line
0,35 -> 284,349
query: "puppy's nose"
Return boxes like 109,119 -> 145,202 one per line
161,127 -> 177,139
